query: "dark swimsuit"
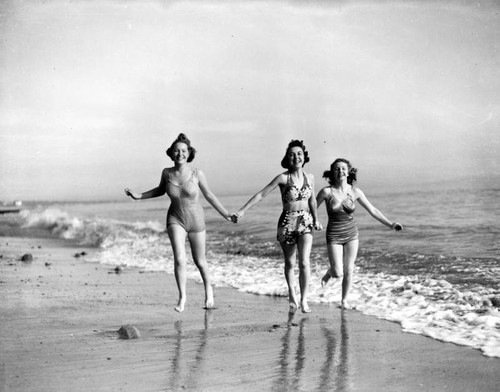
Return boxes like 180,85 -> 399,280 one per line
277,173 -> 314,245
166,168 -> 205,233
326,188 -> 359,245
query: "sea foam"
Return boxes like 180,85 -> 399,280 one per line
20,207 -> 500,358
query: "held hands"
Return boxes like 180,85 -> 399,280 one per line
391,222 -> 403,231
225,213 -> 238,223
230,211 -> 243,223
314,221 -> 323,231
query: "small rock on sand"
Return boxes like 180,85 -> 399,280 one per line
118,325 -> 140,339
21,253 -> 33,263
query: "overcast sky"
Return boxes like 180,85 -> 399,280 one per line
1,0 -> 499,201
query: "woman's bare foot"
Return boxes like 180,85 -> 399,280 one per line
204,285 -> 214,309
289,299 -> 299,313
340,300 -> 353,310
321,270 -> 331,287
301,301 -> 311,313
175,298 -> 186,313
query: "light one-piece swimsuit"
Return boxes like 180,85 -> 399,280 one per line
277,172 -> 314,245
326,188 -> 358,245
166,168 -> 205,233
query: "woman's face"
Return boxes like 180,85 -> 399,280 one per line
172,142 -> 189,163
287,146 -> 305,169
333,161 -> 349,181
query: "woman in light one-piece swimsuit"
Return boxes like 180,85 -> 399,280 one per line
232,140 -> 322,314
125,133 -> 233,313
316,158 -> 403,309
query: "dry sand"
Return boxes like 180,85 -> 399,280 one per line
0,236 -> 498,392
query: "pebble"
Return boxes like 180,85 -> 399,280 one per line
118,325 -> 140,339
21,253 -> 33,263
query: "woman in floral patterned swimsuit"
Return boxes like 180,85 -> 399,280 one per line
233,140 -> 322,313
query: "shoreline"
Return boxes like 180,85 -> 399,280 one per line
0,236 -> 498,391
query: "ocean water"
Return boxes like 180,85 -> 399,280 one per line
1,180 -> 499,358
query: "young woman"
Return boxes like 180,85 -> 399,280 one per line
125,133 -> 233,312
316,158 -> 403,309
232,140 -> 322,313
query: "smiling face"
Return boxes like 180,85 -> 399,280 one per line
287,146 -> 305,169
333,161 -> 349,182
172,142 -> 189,163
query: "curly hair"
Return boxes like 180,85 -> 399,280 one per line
280,140 -> 310,169
322,158 -> 357,185
166,133 -> 196,162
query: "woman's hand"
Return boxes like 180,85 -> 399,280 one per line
224,214 -> 236,223
231,211 -> 243,223
392,222 -> 403,231
314,221 -> 323,231
124,188 -> 141,200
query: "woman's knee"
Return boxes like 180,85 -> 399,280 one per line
342,266 -> 353,279
174,256 -> 187,268
298,258 -> 310,272
283,258 -> 295,270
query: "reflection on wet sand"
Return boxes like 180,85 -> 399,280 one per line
168,309 -> 213,390
274,310 -> 351,391
318,310 -> 351,391
273,312 -> 308,391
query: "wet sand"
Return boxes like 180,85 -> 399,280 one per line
0,236 -> 498,392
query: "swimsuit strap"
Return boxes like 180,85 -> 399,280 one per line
192,168 -> 198,180
289,172 -> 308,189
302,172 -> 309,188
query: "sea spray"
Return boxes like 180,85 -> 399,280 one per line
21,208 -> 164,247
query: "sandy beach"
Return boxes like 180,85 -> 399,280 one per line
0,236 -> 498,392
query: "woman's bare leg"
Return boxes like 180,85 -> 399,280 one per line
281,243 -> 299,312
168,225 -> 188,312
297,233 -> 313,313
321,243 -> 344,287
188,230 -> 214,309
340,240 -> 359,309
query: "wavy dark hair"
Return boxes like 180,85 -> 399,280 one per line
166,133 -> 196,162
322,158 -> 357,185
280,140 -> 310,169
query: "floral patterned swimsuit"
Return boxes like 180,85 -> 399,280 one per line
277,172 -> 313,245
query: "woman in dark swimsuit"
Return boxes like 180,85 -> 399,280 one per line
232,140 -> 322,313
125,133 -> 233,312
316,158 -> 403,309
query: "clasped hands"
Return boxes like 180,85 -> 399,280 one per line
392,222 -> 403,231
229,212 -> 323,231
229,211 -> 241,223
